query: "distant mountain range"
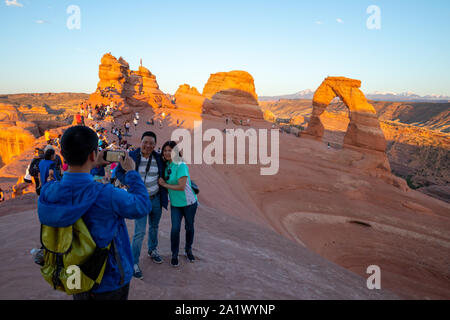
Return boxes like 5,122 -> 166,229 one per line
259,89 -> 450,102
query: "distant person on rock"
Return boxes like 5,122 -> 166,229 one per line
115,131 -> 169,279
38,125 -> 151,300
133,118 -> 138,130
0,188 -> 4,203
75,113 -> 83,126
27,148 -> 44,195
55,134 -> 62,149
90,163 -> 106,183
118,130 -> 123,144
158,141 -> 198,267
45,130 -> 51,145
39,149 -> 60,187
52,148 -> 63,179
125,121 -> 131,135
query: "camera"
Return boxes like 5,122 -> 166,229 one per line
103,150 -> 125,162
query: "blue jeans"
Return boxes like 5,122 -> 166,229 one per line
170,202 -> 198,257
131,194 -> 162,265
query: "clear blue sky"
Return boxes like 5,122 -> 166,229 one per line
1,0 -> 449,96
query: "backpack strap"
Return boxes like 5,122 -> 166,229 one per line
111,238 -> 125,286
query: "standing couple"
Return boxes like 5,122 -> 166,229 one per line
115,131 -> 198,279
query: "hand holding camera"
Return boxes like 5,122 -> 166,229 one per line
118,151 -> 135,173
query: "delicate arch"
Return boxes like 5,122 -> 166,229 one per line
306,77 -> 387,152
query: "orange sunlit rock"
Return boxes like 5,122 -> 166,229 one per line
174,84 -> 205,113
306,77 -> 387,152
0,124 -> 36,166
88,53 -> 174,112
202,70 -> 263,119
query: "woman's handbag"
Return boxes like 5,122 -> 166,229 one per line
190,180 -> 199,195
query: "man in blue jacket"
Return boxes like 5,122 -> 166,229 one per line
115,131 -> 168,279
38,126 -> 151,300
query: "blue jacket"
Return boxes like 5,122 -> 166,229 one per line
116,148 -> 168,210
90,165 -> 106,177
38,171 -> 151,293
39,159 -> 60,187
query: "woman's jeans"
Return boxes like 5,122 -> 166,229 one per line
170,202 -> 198,257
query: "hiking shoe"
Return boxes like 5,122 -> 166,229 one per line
185,250 -> 195,263
148,250 -> 163,264
171,257 -> 179,268
133,264 -> 143,280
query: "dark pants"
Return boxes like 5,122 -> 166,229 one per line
170,202 -> 198,257
33,176 -> 41,195
73,283 -> 130,300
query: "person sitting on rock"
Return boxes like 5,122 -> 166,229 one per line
39,148 -> 60,187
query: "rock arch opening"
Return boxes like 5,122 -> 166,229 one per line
305,77 -> 387,153
319,97 -> 350,149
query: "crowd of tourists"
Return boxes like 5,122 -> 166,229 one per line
19,103 -> 199,300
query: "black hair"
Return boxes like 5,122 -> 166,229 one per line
141,131 -> 157,142
44,148 -> 55,160
161,140 -> 181,162
61,126 -> 98,166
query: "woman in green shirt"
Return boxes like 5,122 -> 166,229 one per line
158,141 -> 198,267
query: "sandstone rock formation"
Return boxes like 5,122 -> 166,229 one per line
0,103 -> 23,122
260,97 -> 448,200
202,71 -> 263,119
306,77 -> 387,152
88,53 -> 174,111
263,110 -> 276,122
0,123 -> 36,166
0,104 -> 38,166
174,84 -> 205,113
300,77 -> 409,190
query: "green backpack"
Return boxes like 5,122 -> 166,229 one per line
40,218 -> 121,295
